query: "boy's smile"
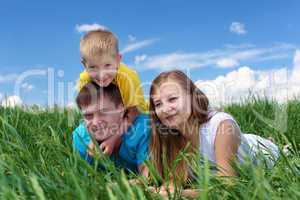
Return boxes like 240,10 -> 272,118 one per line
82,54 -> 121,87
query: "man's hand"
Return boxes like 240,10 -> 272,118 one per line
87,141 -> 96,156
99,134 -> 122,156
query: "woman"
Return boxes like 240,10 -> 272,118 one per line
147,70 -> 279,197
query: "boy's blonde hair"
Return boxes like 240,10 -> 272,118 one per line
80,29 -> 119,60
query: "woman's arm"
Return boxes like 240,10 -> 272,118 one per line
214,119 -> 241,177
128,164 -> 149,186
138,164 -> 149,178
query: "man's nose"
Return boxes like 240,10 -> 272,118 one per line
92,116 -> 105,128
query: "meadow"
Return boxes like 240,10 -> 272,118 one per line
0,98 -> 299,200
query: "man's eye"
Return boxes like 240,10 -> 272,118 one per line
169,97 -> 178,102
84,114 -> 93,120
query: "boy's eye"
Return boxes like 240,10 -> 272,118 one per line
86,66 -> 97,71
104,64 -> 111,68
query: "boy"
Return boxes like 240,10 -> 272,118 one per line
77,29 -> 148,156
73,82 -> 150,175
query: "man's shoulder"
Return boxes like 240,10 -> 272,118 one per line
133,114 -> 150,130
123,114 -> 150,142
72,122 -> 89,140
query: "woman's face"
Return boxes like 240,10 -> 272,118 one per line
152,80 -> 192,130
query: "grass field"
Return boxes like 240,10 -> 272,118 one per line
0,99 -> 299,199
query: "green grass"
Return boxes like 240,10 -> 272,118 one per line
0,99 -> 299,200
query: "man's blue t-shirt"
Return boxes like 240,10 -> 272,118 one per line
72,114 -> 150,173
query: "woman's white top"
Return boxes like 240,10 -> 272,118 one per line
199,111 -> 279,168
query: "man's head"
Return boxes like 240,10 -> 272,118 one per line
80,30 -> 121,87
76,82 -> 125,142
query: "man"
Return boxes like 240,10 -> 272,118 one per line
72,82 -> 149,175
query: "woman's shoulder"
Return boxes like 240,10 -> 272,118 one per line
205,110 -> 236,127
200,110 -> 239,139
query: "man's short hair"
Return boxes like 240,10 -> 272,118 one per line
76,82 -> 123,109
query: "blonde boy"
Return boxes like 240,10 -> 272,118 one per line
78,29 -> 148,155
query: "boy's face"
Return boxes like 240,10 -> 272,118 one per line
82,54 -> 121,87
81,95 -> 124,142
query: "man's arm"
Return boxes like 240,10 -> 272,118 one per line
72,124 -> 93,163
99,107 -> 139,155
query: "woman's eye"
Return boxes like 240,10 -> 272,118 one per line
154,102 -> 162,107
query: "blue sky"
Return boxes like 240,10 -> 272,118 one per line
0,0 -> 299,107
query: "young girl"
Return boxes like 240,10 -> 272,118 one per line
148,70 -> 279,195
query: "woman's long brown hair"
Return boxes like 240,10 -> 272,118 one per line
149,70 -> 210,185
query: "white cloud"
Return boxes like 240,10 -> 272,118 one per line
196,50 -> 300,106
0,93 -> 3,101
66,102 -> 78,109
216,58 -> 239,68
128,34 -> 137,42
290,50 -> 300,84
141,52 -> 212,70
121,38 -> 158,54
0,73 -> 18,83
225,43 -> 255,49
136,43 -> 296,70
75,23 -> 108,33
230,22 -> 247,35
134,54 -> 148,65
293,50 -> 300,68
1,95 -> 23,107
21,82 -> 34,92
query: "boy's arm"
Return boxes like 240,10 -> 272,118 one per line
99,107 -> 139,155
116,64 -> 148,113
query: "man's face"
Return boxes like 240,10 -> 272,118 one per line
81,95 -> 124,142
82,54 -> 120,87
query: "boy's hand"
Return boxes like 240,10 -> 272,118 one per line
99,134 -> 122,156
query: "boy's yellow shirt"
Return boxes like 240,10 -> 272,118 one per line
78,63 -> 149,113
